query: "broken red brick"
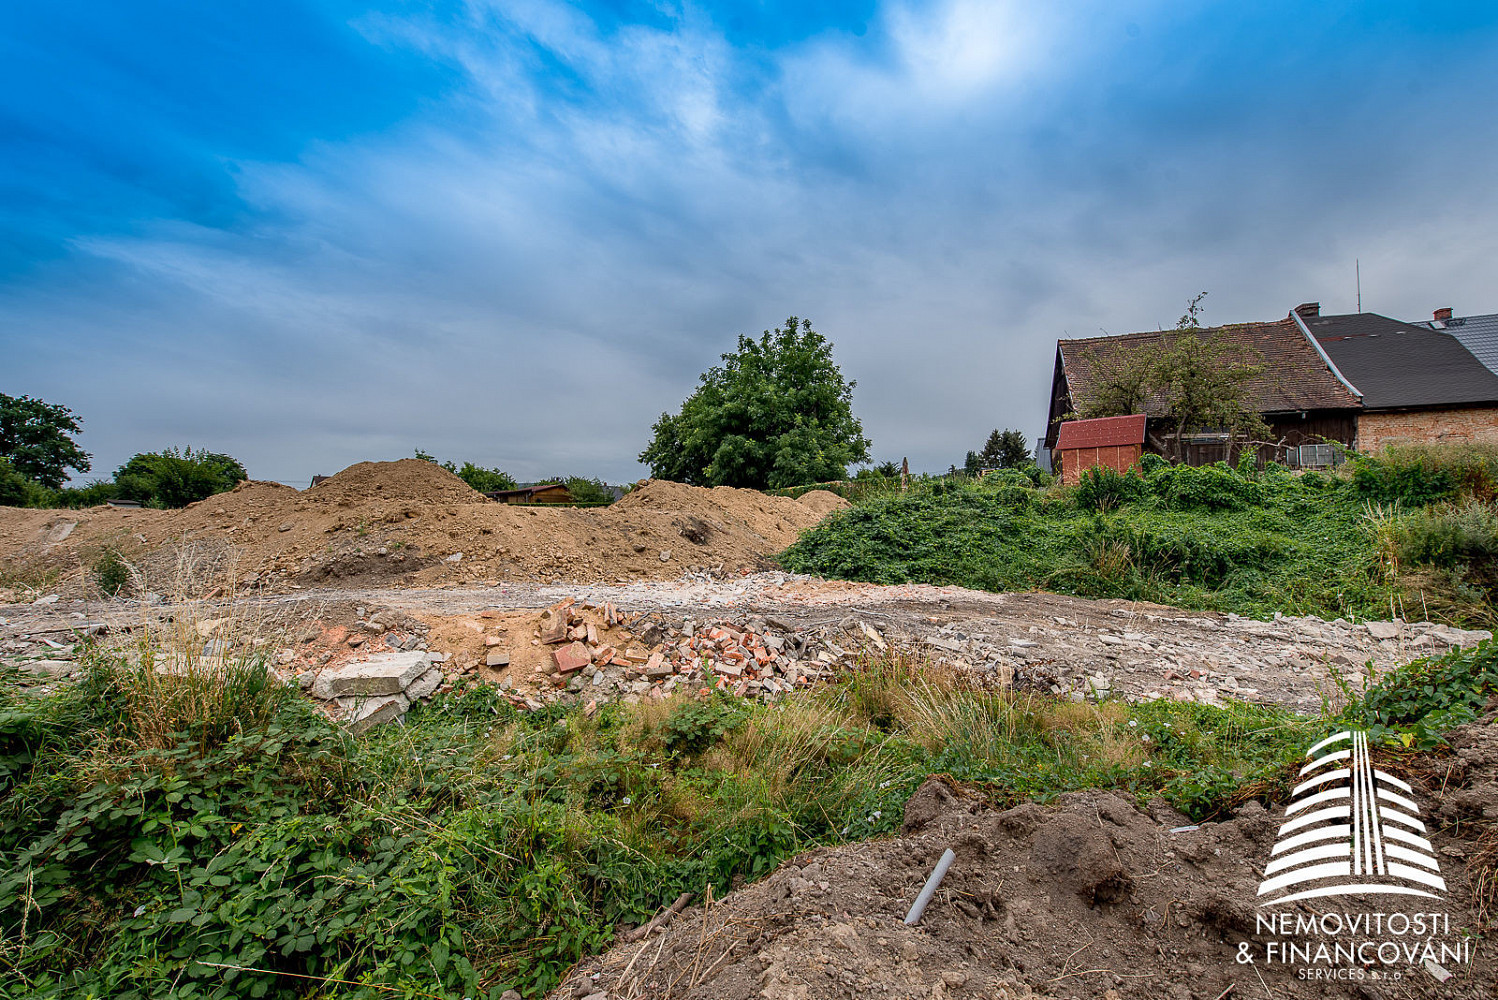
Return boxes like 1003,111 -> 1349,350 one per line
554,642 -> 592,674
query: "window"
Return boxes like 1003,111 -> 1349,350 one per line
1290,443 -> 1339,468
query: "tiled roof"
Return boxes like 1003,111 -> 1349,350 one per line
1054,414 -> 1147,450
1309,312 -> 1498,409
1415,313 -> 1498,379
1058,318 -> 1361,418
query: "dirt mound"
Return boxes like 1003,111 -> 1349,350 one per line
795,489 -> 848,518
305,459 -> 488,506
0,471 -> 846,596
560,725 -> 1497,1000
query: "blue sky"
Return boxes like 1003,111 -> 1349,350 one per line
4,1 -> 1497,485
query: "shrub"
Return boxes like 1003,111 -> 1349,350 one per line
1396,501 -> 1498,567
1344,639 -> 1498,743
1073,466 -> 1148,511
0,458 -> 30,507
1352,443 -> 1498,506
114,447 -> 248,508
92,549 -> 130,597
1151,462 -> 1262,511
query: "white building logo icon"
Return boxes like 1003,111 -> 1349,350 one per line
1257,730 -> 1445,906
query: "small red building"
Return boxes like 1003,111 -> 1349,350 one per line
1053,414 -> 1147,485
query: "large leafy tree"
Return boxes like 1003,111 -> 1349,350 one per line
0,394 -> 91,489
640,317 -> 871,489
114,448 -> 248,508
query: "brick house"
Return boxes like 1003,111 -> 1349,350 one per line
1301,303 -> 1498,452
1044,313 -> 1362,474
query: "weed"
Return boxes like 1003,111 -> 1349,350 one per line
91,549 -> 130,598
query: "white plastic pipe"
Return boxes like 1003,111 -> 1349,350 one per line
903,848 -> 956,926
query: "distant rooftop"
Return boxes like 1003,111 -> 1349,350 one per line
1413,310 -> 1498,379
1307,311 -> 1498,410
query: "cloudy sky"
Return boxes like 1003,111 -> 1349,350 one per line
4,1 -> 1496,486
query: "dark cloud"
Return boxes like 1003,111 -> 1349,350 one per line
3,1 -> 1497,484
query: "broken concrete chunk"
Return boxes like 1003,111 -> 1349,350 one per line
404,667 -> 443,701
337,693 -> 409,734
486,650 -> 511,668
311,651 -> 432,699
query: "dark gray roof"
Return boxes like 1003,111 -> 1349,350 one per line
1415,313 -> 1498,378
1307,312 -> 1498,409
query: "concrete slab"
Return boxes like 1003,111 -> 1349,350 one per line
312,651 -> 431,699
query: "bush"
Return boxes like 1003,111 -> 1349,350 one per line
1073,466 -> 1148,511
1396,501 -> 1498,567
114,448 -> 248,508
92,549 -> 130,597
0,458 -> 29,507
1351,443 -> 1498,506
1344,639 -> 1498,743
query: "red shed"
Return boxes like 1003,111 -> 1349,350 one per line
1054,414 -> 1147,485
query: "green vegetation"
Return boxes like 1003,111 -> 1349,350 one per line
2,635 -> 1328,1000
1076,293 -> 1270,461
781,447 -> 1498,625
1341,638 -> 1498,746
415,450 -> 520,493
543,475 -> 614,505
113,448 -> 249,509
640,316 -> 870,489
0,394 -> 91,490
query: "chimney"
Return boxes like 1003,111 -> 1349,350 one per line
1293,302 -> 1320,319
1434,307 -> 1453,322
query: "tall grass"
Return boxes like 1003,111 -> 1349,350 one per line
1,643 -> 1324,999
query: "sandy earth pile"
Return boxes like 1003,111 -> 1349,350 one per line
0,460 -> 847,595
556,722 -> 1498,1000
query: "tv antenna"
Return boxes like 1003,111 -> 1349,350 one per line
1356,259 -> 1361,312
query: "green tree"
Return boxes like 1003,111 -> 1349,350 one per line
546,475 -> 615,505
979,429 -> 1032,469
114,448 -> 248,508
1076,293 -> 1267,462
640,317 -> 870,489
0,394 -> 91,489
963,451 -> 981,476
415,451 -> 519,493
455,463 -> 518,493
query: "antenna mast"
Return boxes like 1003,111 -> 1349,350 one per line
1356,259 -> 1361,312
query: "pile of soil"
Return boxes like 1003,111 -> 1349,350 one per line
0,462 -> 848,596
558,722 -> 1497,1000
305,459 -> 489,506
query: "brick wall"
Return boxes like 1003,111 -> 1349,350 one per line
1358,407 -> 1498,453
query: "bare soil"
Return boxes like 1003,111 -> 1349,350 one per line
0,461 -> 847,595
555,719 -> 1498,1000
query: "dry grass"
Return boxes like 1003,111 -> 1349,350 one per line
92,543 -> 293,753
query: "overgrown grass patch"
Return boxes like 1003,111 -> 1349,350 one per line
780,453 -> 1498,624
0,648 -> 1330,1000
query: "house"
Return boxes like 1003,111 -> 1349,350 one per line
1415,307 -> 1498,379
484,483 -> 573,504
1045,311 -> 1362,475
1053,414 -> 1146,485
1303,303 -> 1498,453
